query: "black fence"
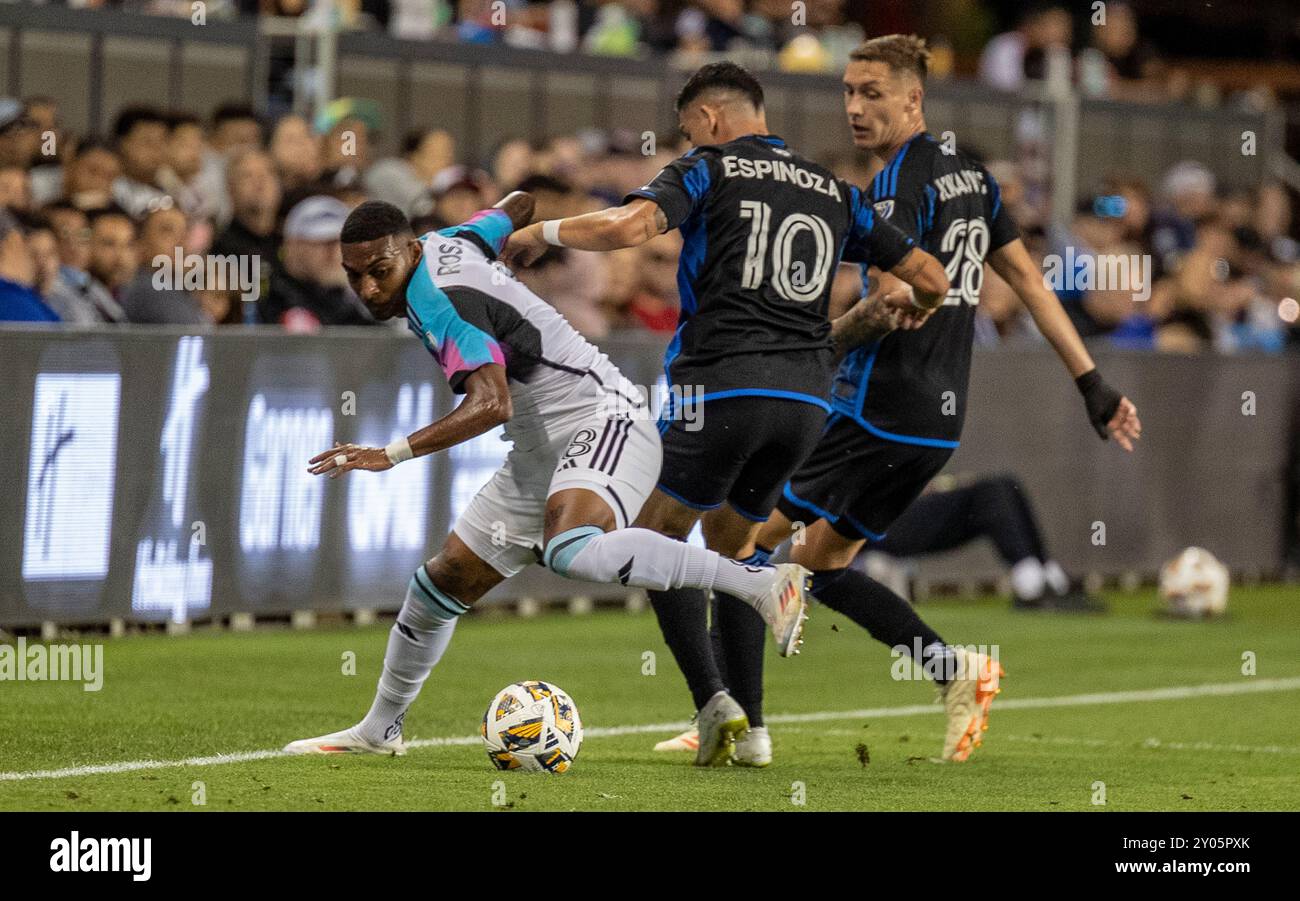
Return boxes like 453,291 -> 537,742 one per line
0,325 -> 1294,628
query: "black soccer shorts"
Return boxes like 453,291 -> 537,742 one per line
656,395 -> 828,521
775,412 -> 954,541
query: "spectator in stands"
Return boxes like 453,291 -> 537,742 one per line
1150,160 -> 1216,274
209,103 -> 265,158
211,149 -> 281,271
428,164 -> 494,228
0,99 -> 40,169
119,203 -> 207,324
978,3 -> 1072,92
42,201 -> 126,323
56,137 -> 122,212
111,106 -> 170,217
86,206 -> 139,300
1088,1 -> 1167,102
157,112 -> 228,224
264,195 -> 373,329
488,137 -> 534,197
623,231 -> 680,333
0,164 -> 30,211
269,114 -> 325,195
365,128 -> 456,215
0,209 -> 58,322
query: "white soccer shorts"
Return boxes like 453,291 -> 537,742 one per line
453,411 -> 663,577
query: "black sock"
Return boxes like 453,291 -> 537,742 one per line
712,591 -> 767,726
649,587 -> 725,711
810,567 -> 954,685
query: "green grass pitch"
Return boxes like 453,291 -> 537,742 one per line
2,586 -> 1298,812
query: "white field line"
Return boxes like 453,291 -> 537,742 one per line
784,728 -> 1300,757
2,677 -> 1297,784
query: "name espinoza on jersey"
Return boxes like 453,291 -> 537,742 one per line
720,154 -> 843,200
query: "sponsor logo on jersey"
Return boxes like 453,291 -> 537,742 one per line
873,199 -> 895,219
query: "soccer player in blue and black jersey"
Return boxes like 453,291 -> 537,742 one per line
504,62 -> 951,765
681,35 -> 1142,766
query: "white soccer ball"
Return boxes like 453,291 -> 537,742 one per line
481,680 -> 583,773
1158,547 -> 1229,618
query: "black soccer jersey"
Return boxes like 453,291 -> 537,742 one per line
624,134 -> 915,415
831,132 -> 1020,446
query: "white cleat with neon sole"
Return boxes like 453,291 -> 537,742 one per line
283,727 -> 406,757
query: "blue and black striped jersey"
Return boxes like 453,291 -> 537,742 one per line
832,132 -> 1020,446
625,133 -> 915,412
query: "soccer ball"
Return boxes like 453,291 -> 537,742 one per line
481,680 -> 583,773
1158,547 -> 1229,618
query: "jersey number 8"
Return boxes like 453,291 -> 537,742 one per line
738,200 -> 834,303
940,217 -> 990,306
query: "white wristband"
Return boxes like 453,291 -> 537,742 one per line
541,219 -> 566,247
384,437 -> 413,465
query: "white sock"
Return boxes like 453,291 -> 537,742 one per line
1044,560 -> 1070,595
355,569 -> 465,746
1010,557 -> 1046,601
552,527 -> 777,614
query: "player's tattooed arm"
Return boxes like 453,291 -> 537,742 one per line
308,366 -> 513,478
831,297 -> 897,357
501,199 -> 667,267
884,247 -> 949,311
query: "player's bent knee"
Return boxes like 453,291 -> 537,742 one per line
542,525 -> 604,578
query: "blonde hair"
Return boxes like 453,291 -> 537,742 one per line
849,34 -> 931,82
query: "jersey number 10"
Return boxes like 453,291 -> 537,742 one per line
738,200 -> 834,304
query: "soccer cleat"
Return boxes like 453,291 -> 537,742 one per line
283,727 -> 407,757
652,727 -> 700,752
937,648 -> 1004,762
732,726 -> 772,767
767,563 -> 812,657
694,691 -> 749,767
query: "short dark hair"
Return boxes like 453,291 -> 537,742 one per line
675,62 -> 764,113
112,106 -> 167,143
168,111 -> 202,131
86,204 -> 136,231
341,200 -> 412,244
211,102 -> 259,128
73,136 -> 117,158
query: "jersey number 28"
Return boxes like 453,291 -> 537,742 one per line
738,201 -> 834,303
940,217 -> 990,306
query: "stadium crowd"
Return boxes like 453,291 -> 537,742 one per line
0,89 -> 1296,351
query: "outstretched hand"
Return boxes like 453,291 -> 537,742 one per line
308,442 -> 393,478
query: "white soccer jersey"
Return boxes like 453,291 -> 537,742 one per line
404,209 -> 644,450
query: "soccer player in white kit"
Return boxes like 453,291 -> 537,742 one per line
285,192 -> 810,758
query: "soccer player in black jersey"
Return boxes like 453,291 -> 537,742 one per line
504,62 -> 950,765
662,36 -> 1143,766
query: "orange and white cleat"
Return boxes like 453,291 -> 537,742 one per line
938,648 -> 1004,762
652,727 -> 700,753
